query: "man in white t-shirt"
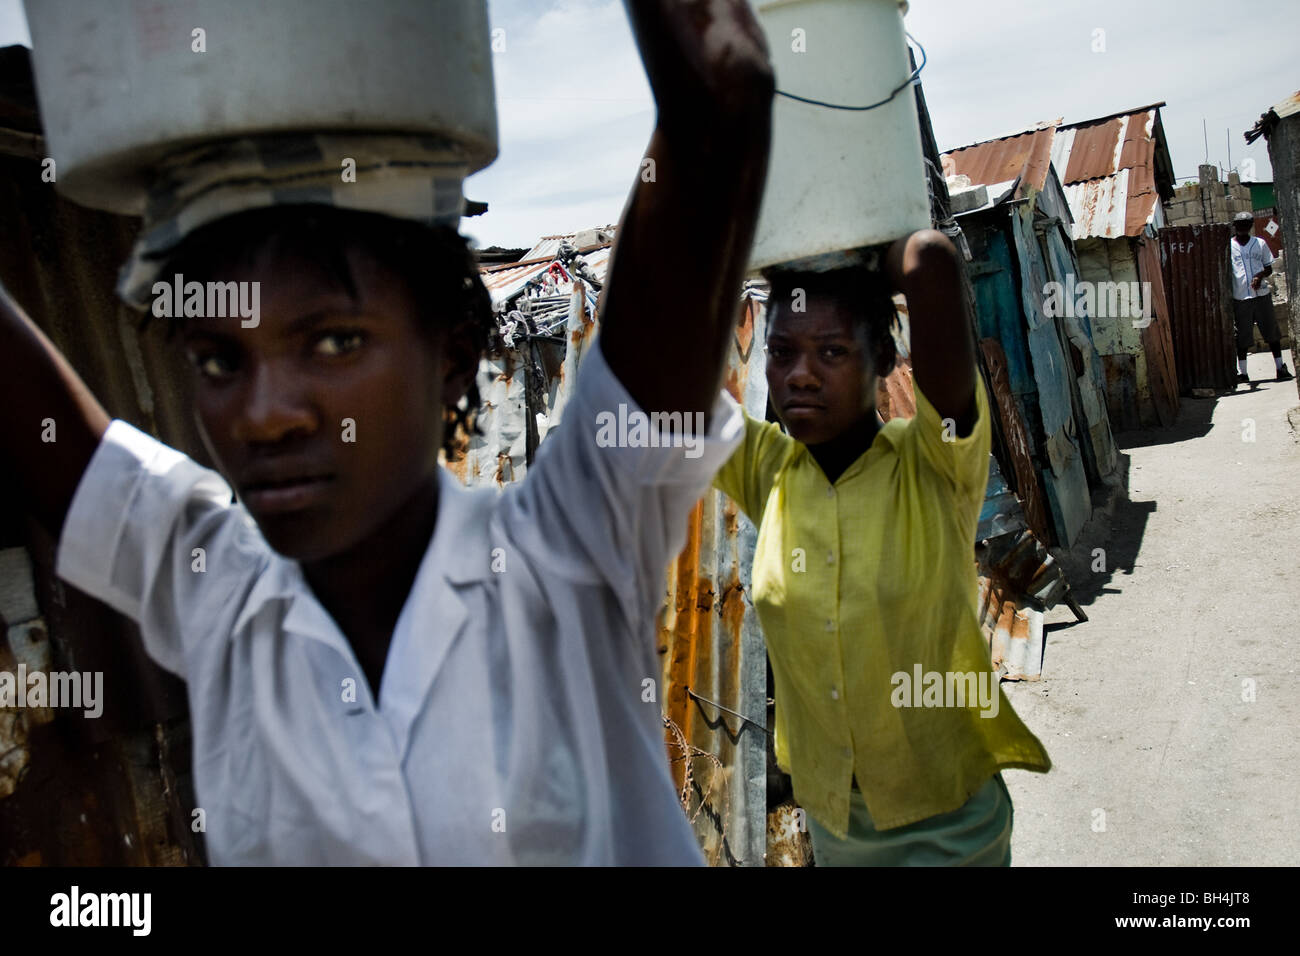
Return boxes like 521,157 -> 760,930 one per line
1229,211 -> 1292,385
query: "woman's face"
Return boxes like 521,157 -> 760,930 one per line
177,244 -> 475,562
765,296 -> 882,446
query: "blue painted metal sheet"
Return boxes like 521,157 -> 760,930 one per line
966,225 -> 1045,464
1040,220 -> 1120,484
1010,207 -> 1092,547
978,455 -> 1029,541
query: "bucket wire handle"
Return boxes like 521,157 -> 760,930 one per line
774,32 -> 927,112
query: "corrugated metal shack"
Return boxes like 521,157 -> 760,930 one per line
943,124 -> 1120,549
944,105 -> 1182,437
1247,89 -> 1300,401
1052,103 -> 1181,430
0,45 -> 205,865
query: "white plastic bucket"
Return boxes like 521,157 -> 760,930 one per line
23,0 -> 498,214
747,0 -> 930,272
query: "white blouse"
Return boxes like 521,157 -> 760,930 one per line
56,339 -> 744,865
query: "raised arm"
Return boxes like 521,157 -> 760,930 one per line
598,0 -> 774,419
886,229 -> 977,435
0,281 -> 111,537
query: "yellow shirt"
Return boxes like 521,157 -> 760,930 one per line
713,376 -> 1050,837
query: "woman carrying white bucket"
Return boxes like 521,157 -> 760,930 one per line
713,231 -> 1053,865
709,0 -> 1051,868
1,0 -> 775,864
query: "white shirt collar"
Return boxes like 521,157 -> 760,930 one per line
230,468 -> 494,758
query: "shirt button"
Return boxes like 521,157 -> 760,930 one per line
825,485 -> 834,498
826,550 -> 834,565
825,619 -> 834,632
830,687 -> 839,700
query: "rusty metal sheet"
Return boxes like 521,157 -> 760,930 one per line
1134,235 -> 1180,425
2,45 -> 205,865
976,526 -> 1078,683
978,338 -> 1053,544
659,290 -> 768,866
1053,106 -> 1169,239
1124,163 -> 1160,236
1059,115 -> 1124,185
977,576 -> 1045,682
479,245 -> 611,310
766,799 -> 813,866
953,106 -> 1173,239
1059,108 -> 1161,184
1061,174 -> 1128,240
876,354 -> 916,422
1159,223 -> 1236,393
1059,172 -> 1161,241
976,528 -> 1077,684
941,124 -> 1059,199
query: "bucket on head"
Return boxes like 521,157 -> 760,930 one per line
747,0 -> 930,273
23,0 -> 499,215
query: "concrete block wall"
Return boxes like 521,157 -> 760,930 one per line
1165,164 -> 1254,225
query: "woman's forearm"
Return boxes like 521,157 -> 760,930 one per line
598,0 -> 774,420
0,281 -> 111,537
886,230 -> 977,434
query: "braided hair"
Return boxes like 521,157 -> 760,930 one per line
150,204 -> 492,457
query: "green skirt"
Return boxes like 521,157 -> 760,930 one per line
806,773 -> 1013,866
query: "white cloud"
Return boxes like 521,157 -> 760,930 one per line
905,0 -> 1296,184
467,0 -> 652,248
468,0 -> 1299,248
7,0 -> 1295,248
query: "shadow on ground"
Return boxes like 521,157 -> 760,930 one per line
1047,450 -> 1155,624
1114,395 -> 1217,449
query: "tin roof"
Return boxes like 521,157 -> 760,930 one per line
941,122 -> 1061,199
519,227 -> 615,263
479,232 -> 613,309
1052,103 -> 1173,239
946,103 -> 1175,238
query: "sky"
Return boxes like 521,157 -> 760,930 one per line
2,0 -> 1296,249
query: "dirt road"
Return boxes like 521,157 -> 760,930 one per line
1004,350 -> 1300,866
